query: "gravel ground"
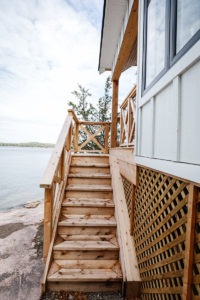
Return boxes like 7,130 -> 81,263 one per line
40,291 -> 124,300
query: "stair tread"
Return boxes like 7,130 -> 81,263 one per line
68,173 -> 111,178
58,234 -> 116,241
72,154 -> 109,157
50,259 -> 120,269
48,268 -> 122,282
58,214 -> 117,227
66,185 -> 112,191
54,238 -> 119,251
62,198 -> 114,207
70,163 -> 110,168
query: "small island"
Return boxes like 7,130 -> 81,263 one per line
0,142 -> 54,148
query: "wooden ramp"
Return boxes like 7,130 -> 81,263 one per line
46,154 -> 123,292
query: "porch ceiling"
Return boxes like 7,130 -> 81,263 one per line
98,0 -> 127,74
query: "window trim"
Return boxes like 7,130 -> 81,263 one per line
142,0 -> 200,95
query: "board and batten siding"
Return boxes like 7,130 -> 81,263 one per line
135,1 -> 200,184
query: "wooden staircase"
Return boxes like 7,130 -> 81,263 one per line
46,154 -> 123,292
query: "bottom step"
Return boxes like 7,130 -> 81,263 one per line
47,260 -> 122,292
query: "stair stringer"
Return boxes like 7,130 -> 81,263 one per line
41,152 -> 72,293
109,155 -> 141,299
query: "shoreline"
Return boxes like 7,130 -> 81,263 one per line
0,142 -> 54,148
0,198 -> 43,214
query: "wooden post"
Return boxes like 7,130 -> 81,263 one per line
66,124 -> 72,151
75,123 -> 79,152
60,152 -> 65,180
105,124 -> 109,153
43,187 -> 53,261
130,185 -> 135,236
111,80 -> 119,148
182,184 -> 197,299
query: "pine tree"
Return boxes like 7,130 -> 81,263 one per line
68,77 -> 112,151
98,76 -> 112,122
68,84 -> 97,121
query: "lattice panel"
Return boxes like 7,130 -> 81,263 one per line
122,175 -> 133,217
133,167 -> 189,299
192,187 -> 200,299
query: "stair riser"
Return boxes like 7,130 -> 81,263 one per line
70,166 -> 110,174
68,177 -> 111,186
61,207 -> 114,216
52,259 -> 120,269
71,156 -> 109,164
47,281 -> 122,293
54,250 -> 119,260
65,190 -> 113,199
58,226 -> 116,236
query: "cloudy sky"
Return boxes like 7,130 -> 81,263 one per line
0,0 -> 136,143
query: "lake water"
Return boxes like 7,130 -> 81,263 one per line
0,147 -> 53,211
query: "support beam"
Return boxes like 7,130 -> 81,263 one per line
182,185 -> 198,299
111,80 -> 119,148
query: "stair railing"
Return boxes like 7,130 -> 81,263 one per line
40,112 -> 73,260
119,86 -> 136,147
40,109 -> 111,286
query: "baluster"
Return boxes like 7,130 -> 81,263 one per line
43,187 -> 53,261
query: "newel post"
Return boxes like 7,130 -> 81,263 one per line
43,187 -> 53,260
111,79 -> 119,148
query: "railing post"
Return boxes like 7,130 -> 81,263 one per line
75,123 -> 79,152
111,79 -> 119,148
105,124 -> 109,153
43,187 -> 53,261
66,124 -> 72,151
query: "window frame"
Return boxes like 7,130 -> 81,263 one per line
142,0 -> 200,94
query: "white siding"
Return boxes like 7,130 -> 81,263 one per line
154,84 -> 177,160
140,100 -> 153,157
180,60 -> 200,165
135,0 -> 200,183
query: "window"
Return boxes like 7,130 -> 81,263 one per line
143,0 -> 200,91
145,0 -> 166,86
176,0 -> 200,53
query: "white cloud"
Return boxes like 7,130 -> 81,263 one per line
0,0 -> 108,143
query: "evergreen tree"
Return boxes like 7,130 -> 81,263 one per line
68,84 -> 97,121
68,77 -> 112,151
98,76 -> 112,122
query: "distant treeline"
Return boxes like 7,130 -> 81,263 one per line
0,142 -> 54,148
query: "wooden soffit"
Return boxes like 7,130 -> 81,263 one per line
98,0 -> 128,74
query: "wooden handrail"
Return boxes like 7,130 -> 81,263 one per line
40,112 -> 73,260
40,115 -> 72,188
67,109 -> 79,124
120,85 -> 136,109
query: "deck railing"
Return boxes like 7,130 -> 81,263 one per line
68,109 -> 110,154
119,86 -> 136,147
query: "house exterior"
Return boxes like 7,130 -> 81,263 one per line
98,1 -> 200,299
40,1 -> 200,299
98,0 -> 200,184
